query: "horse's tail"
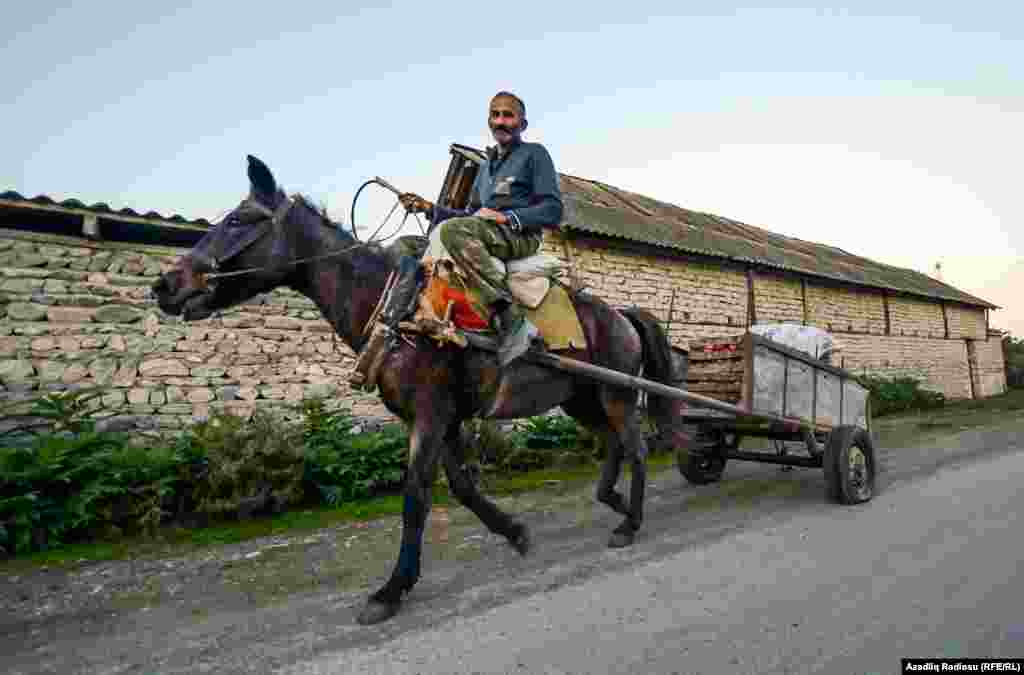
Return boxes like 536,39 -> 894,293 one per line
620,307 -> 692,452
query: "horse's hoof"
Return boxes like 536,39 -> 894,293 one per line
608,531 -> 635,548
509,524 -> 532,556
356,599 -> 400,625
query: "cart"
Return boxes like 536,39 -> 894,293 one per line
522,330 -> 877,506
672,332 -> 876,504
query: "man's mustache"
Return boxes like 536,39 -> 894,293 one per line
490,124 -> 518,134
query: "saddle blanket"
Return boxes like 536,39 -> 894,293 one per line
419,228 -> 588,351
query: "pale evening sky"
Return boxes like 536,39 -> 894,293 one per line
3,2 -> 1022,336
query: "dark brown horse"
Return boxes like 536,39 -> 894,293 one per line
152,156 -> 690,625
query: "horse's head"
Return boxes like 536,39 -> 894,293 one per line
152,155 -> 307,321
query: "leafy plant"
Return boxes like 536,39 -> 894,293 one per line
518,414 -> 582,450
174,410 -> 306,518
1004,333 -> 1024,389
0,430 -> 161,554
303,416 -> 408,504
857,375 -> 946,417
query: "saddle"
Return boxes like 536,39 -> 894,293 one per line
349,228 -> 587,392
408,227 -> 587,350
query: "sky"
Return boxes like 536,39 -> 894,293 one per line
4,1 -> 1022,337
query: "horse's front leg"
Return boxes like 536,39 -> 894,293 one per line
442,422 -> 530,555
357,418 -> 446,625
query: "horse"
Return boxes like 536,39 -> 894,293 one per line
151,155 -> 691,625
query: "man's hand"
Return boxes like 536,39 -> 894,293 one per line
399,193 -> 434,214
474,208 -> 508,225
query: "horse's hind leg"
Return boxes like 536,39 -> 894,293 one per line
601,392 -> 649,549
595,431 -> 629,517
442,422 -> 530,555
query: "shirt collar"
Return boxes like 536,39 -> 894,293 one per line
488,138 -> 522,162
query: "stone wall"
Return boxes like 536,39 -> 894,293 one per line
0,229 -> 393,431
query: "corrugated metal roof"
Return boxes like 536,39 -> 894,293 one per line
450,144 -> 998,309
0,190 -> 212,227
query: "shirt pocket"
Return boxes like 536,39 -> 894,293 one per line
493,175 -> 515,196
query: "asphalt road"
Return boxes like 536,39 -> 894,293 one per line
2,418 -> 1023,674
286,437 -> 1024,674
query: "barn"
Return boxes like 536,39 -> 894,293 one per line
0,145 -> 1007,431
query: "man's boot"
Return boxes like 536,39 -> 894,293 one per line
494,302 -> 538,368
349,256 -> 423,390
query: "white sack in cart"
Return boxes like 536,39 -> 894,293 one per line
749,323 -> 836,364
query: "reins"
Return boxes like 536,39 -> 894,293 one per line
198,180 -> 424,285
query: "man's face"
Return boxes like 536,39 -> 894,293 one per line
488,96 -> 524,146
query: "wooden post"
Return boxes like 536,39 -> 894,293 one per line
882,292 -> 891,336
82,213 -> 101,240
746,267 -> 757,327
941,301 -> 950,339
800,278 -> 809,325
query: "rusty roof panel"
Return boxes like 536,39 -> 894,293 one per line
0,190 -> 212,227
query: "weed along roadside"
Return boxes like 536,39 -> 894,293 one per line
1,380 -> 1023,575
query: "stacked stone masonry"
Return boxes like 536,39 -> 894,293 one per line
0,230 -> 394,431
0,226 -> 1008,432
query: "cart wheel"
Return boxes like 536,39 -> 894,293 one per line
677,429 -> 732,485
822,425 -> 876,504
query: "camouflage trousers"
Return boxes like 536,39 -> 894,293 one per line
437,216 -> 542,308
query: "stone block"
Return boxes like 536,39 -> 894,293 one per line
165,386 -> 185,403
0,359 -> 35,383
139,358 -> 189,377
80,336 -> 109,349
7,302 -> 47,321
264,316 -> 304,331
218,386 -> 240,401
94,305 -> 143,323
160,404 -> 194,415
187,388 -> 215,403
47,306 -> 95,323
149,390 -> 167,405
260,385 -> 287,399
36,361 -> 66,382
0,337 -> 18,356
128,388 -> 150,405
102,391 -> 126,407
191,366 -> 226,378
88,357 -> 119,386
61,364 -> 89,384
1,279 -> 44,293
237,386 -> 260,401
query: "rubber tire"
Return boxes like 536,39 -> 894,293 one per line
677,429 -> 731,485
822,425 -> 876,505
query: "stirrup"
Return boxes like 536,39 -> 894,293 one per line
349,323 -> 393,392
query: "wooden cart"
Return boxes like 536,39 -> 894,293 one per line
520,330 -> 877,505
672,332 -> 876,504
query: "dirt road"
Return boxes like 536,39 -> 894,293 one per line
2,415 -> 1023,674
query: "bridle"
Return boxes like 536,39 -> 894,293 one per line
192,195 -> 368,289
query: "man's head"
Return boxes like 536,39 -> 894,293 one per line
488,91 -> 527,147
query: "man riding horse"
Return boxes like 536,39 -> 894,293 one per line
362,91 -> 564,371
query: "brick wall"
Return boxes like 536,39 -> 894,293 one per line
546,229 -> 1004,400
0,230 -> 393,432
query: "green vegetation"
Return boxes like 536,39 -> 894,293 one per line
856,374 -> 946,417
1004,333 -> 1024,389
0,389 -> 656,560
